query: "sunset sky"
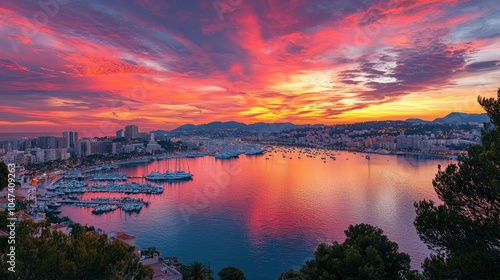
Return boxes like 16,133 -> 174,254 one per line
1,0 -> 499,134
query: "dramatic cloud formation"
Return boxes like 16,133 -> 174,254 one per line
0,0 -> 499,134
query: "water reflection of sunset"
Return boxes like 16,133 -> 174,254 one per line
61,152 -> 442,279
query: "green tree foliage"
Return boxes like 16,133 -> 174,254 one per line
278,270 -> 303,280
0,211 -> 7,253
0,220 -> 153,280
15,200 -> 31,212
0,211 -> 7,231
414,89 -> 500,279
218,266 -> 246,280
0,162 -> 8,191
181,261 -> 214,280
141,247 -> 159,259
297,224 -> 419,280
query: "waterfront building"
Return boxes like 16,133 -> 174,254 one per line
23,154 -> 35,165
90,139 -> 113,154
44,149 -> 56,161
76,139 -> 91,156
141,256 -> 183,280
18,183 -> 37,205
55,148 -> 71,160
35,148 -> 45,163
108,231 -> 141,257
125,125 -> 139,139
49,224 -> 72,235
112,142 -> 124,154
122,143 -> 145,153
13,211 -> 46,224
145,140 -> 163,153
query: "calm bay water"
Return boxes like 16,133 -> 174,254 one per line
60,150 -> 447,279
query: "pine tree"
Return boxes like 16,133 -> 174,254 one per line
414,88 -> 500,279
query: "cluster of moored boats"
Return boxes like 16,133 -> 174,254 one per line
267,147 -> 338,162
73,197 -> 149,214
89,173 -> 128,181
46,180 -> 87,195
146,171 -> 193,181
62,171 -> 84,180
214,145 -> 265,159
154,152 -> 205,160
90,203 -> 144,214
268,147 -> 377,162
87,182 -> 163,194
46,180 -> 163,195
92,205 -> 118,214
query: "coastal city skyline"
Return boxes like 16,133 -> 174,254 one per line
1,0 -> 500,133
0,109 -> 488,137
1,1 -> 499,279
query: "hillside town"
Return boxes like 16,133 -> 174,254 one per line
0,118 -> 483,169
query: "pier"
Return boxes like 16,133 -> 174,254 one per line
41,197 -> 151,215
47,199 -> 150,207
40,197 -> 149,206
395,152 -> 458,160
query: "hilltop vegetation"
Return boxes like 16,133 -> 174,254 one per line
0,220 -> 152,280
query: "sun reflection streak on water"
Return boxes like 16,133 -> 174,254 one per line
60,149 -> 446,279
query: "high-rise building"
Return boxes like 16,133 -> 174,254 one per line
139,132 -> 149,140
90,139 -> 113,154
116,129 -> 123,138
76,139 -> 91,156
63,131 -> 78,149
34,149 -> 45,163
112,142 -> 124,154
37,136 -> 57,149
44,149 -> 56,161
124,125 -> 139,139
55,137 -> 67,149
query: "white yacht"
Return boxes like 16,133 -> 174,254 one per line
214,149 -> 242,159
146,158 -> 193,181
245,146 -> 265,155
146,171 -> 193,181
89,173 -> 128,181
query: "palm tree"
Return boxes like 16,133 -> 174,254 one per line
149,246 -> 158,257
141,247 -> 159,258
181,261 -> 213,280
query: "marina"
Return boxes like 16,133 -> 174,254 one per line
89,173 -> 128,181
45,181 -> 164,195
33,146 -> 459,279
2,2 -> 494,278
57,150 -> 447,279
42,196 -> 150,215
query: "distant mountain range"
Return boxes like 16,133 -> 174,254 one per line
171,121 -> 320,133
163,112 -> 488,135
405,112 -> 489,125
